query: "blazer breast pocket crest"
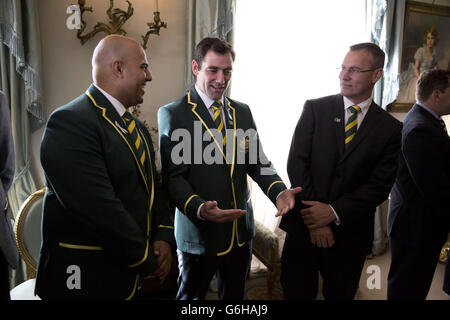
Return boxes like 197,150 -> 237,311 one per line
239,137 -> 250,153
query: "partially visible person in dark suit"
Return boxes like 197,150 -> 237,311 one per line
280,43 -> 402,300
36,35 -> 175,300
0,90 -> 19,300
387,69 -> 450,300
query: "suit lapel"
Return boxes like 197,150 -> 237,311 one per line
333,95 -> 345,158
340,101 -> 382,163
138,126 -> 155,214
225,97 -> 237,177
189,87 -> 217,131
85,85 -> 149,194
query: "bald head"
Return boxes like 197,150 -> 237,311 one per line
92,35 -> 141,83
91,35 -> 152,107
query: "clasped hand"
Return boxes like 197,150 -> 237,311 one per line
301,200 -> 337,248
300,200 -> 336,229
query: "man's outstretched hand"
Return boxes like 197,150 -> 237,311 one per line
200,201 -> 246,223
275,187 -> 303,217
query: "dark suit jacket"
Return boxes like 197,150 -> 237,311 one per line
387,104 -> 450,245
158,87 -> 286,256
36,85 -> 175,300
0,90 -> 18,269
280,94 -> 402,255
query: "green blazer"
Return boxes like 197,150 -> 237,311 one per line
158,87 -> 286,256
36,85 -> 174,300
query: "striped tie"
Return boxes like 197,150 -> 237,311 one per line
345,105 -> 361,145
122,111 -> 146,173
211,100 -> 227,148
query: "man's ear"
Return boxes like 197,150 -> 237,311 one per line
431,89 -> 441,101
192,59 -> 199,76
372,68 -> 383,84
112,60 -> 124,78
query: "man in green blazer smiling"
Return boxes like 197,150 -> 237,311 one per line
158,37 -> 301,300
36,35 -> 174,300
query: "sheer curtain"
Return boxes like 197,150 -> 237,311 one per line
0,0 -> 44,285
367,0 -> 406,109
231,0 -> 368,231
366,0 -> 407,255
185,0 -> 236,91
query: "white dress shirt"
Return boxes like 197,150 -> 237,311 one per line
343,96 -> 372,128
195,84 -> 233,125
93,83 -> 127,118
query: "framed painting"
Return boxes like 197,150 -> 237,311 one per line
389,1 -> 450,112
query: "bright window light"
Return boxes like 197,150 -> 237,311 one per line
232,0 -> 368,227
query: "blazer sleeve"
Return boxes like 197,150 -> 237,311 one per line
158,106 -> 207,224
330,122 -> 402,224
41,108 -> 158,276
287,100 -> 316,203
0,91 -> 15,209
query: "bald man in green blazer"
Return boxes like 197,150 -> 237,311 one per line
158,37 -> 301,300
36,36 -> 174,300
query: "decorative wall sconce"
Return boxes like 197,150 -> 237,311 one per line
76,0 -> 133,45
142,11 -> 167,50
72,0 -> 167,49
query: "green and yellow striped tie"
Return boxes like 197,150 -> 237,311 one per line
211,100 -> 227,148
345,105 -> 361,145
122,111 -> 146,173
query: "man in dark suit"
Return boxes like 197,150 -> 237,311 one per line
158,37 -> 301,300
36,35 -> 175,300
279,43 -> 402,300
0,90 -> 19,300
387,69 -> 450,300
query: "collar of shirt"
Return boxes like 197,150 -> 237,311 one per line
343,96 -> 372,116
195,85 -> 233,124
195,84 -> 224,109
416,102 -> 441,120
93,83 -> 127,117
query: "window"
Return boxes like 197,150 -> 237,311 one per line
232,0 -> 368,227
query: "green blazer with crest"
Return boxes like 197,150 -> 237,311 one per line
35,85 -> 175,300
158,86 -> 286,256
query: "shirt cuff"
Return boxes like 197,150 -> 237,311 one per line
197,203 -> 205,220
329,204 -> 341,226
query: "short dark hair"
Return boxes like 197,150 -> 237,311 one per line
416,69 -> 450,102
350,42 -> 385,69
193,37 -> 235,69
